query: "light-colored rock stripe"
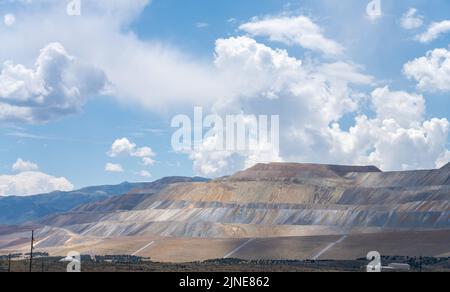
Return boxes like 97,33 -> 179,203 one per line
311,235 -> 348,260
223,239 -> 255,259
132,241 -> 155,256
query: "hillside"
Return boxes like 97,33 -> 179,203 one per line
0,177 -> 208,225
0,163 -> 448,261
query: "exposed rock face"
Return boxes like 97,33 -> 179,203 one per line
0,163 -> 448,259
71,177 -> 209,213
32,163 -> 449,240
227,163 -> 382,181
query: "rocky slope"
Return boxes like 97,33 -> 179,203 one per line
0,177 -> 208,225
35,163 -> 450,237
0,163 -> 448,260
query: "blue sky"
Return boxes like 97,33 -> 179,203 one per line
0,0 -> 449,194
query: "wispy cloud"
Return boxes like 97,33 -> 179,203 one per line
400,8 -> 424,30
196,22 -> 209,29
239,15 -> 344,56
416,20 -> 450,43
6,132 -> 50,140
105,163 -> 124,173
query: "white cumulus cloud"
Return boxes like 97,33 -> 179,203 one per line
328,116 -> 449,171
108,138 -> 155,158
0,171 -> 74,196
187,36 -> 372,176
186,37 -> 449,176
403,48 -> 450,92
3,14 -> 16,27
0,0 -> 225,112
1,1 -> 448,177
400,8 -> 423,30
108,138 -> 156,167
325,86 -> 448,171
0,42 -> 107,123
371,86 -> 425,128
239,15 -> 344,56
105,163 -> 124,173
108,138 -> 137,157
12,158 -> 39,172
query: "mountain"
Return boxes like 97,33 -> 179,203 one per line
0,182 -> 143,225
0,163 -> 448,262
226,163 -> 382,181
71,177 -> 209,213
441,162 -> 450,172
0,177 -> 207,225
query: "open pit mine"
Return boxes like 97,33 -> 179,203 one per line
0,163 -> 449,262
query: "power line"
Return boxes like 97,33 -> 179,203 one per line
29,230 -> 34,273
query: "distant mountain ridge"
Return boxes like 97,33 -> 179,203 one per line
71,176 -> 209,213
0,177 -> 208,225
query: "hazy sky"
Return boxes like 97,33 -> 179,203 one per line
0,0 -> 449,195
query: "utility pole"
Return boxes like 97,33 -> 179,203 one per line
29,230 -> 34,273
8,254 -> 11,272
